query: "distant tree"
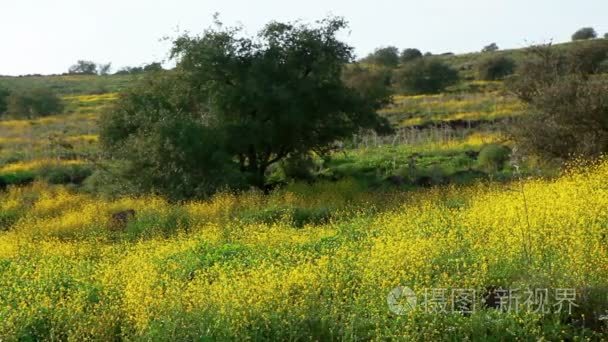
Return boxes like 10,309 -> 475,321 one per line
114,66 -> 144,75
482,43 -> 499,52
68,60 -> 98,75
363,46 -> 400,67
0,87 -> 10,115
143,62 -> 163,72
6,88 -> 63,119
400,48 -> 422,63
114,63 -> 162,75
476,55 -> 515,80
572,27 -> 597,41
98,63 -> 112,75
101,17 -> 392,197
605,33 -> 608,39
396,59 -> 460,94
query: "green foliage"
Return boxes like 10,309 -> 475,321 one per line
477,144 -> 511,172
395,59 -> 460,94
38,164 -> 93,185
68,60 -> 98,75
507,44 -> 608,160
476,55 -> 515,80
400,48 -> 422,63
102,17 -> 391,198
341,64 -> 393,111
143,62 -> 163,72
363,46 -> 400,67
566,39 -> 608,74
482,43 -> 499,52
572,27 -> 597,41
100,72 -> 245,200
5,88 -> 63,118
280,153 -> 317,182
0,86 -> 9,114
292,207 -> 331,227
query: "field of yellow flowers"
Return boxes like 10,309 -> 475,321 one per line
0,157 -> 607,339
0,86 -> 606,339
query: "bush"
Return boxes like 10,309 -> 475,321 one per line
39,164 -> 93,185
292,207 -> 332,227
395,59 -> 460,94
507,44 -> 608,160
476,55 -> 515,80
280,154 -> 317,182
363,46 -> 400,67
572,27 -> 597,41
482,43 -> 499,52
400,48 -> 422,63
0,87 -> 10,114
477,144 -> 511,172
566,40 -> 608,74
342,64 -> 393,110
6,88 -> 63,118
509,75 -> 608,160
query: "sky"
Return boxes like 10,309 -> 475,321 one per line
1,0 -> 607,76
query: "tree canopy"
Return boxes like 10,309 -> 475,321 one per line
101,17 -> 392,199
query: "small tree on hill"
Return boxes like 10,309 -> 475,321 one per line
400,48 -> 422,63
572,27 -> 597,41
363,46 -> 400,67
68,60 -> 98,75
98,63 -> 112,75
482,43 -> 499,52
143,62 -> 163,72
396,59 -> 459,94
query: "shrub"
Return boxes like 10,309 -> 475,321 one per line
476,55 -> 516,80
280,154 -> 317,182
0,87 -> 10,114
396,59 -> 460,94
477,144 -> 511,172
400,48 -> 422,63
342,64 -> 393,110
507,44 -> 608,160
6,88 -> 63,118
292,207 -> 332,227
39,164 -> 93,185
362,46 -> 400,67
566,40 -> 608,74
572,27 -> 597,41
509,75 -> 608,160
82,168 -> 134,198
482,43 -> 499,52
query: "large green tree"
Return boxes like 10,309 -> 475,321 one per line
101,17 -> 391,198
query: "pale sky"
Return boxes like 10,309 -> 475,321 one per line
1,0 -> 607,76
